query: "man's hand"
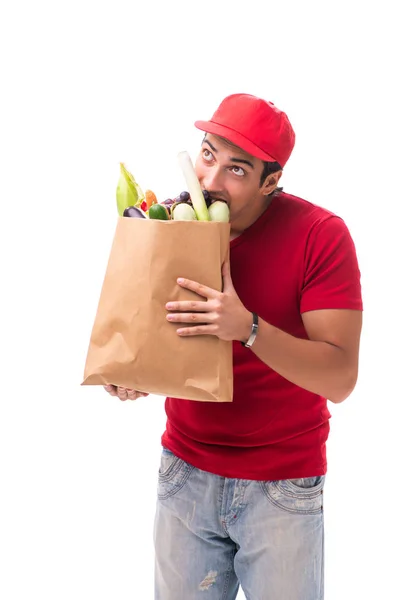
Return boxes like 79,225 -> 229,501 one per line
165,260 -> 253,342
103,385 -> 149,402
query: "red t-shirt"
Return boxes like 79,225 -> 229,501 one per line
161,192 -> 363,480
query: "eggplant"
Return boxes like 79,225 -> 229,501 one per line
123,206 -> 147,219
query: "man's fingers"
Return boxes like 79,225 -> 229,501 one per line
104,384 -> 118,396
126,390 -> 150,400
118,386 -> 128,401
104,385 -> 149,401
167,312 -> 214,323
165,300 -> 208,312
177,277 -> 219,299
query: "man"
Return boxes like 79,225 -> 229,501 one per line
105,93 -> 363,599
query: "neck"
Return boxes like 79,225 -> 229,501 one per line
230,194 -> 274,240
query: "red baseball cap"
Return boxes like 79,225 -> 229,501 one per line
195,93 -> 295,167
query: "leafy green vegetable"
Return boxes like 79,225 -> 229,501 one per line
116,163 -> 145,216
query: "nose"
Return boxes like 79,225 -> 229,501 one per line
201,166 -> 224,194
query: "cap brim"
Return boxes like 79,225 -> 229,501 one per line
194,120 -> 277,163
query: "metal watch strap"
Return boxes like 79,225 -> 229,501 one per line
241,312 -> 259,348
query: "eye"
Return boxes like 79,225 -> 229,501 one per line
230,166 -> 245,177
202,148 -> 214,162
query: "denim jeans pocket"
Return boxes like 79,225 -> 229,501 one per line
157,448 -> 194,500
287,476 -> 324,489
260,476 -> 325,515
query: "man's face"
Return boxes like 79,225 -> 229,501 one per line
194,134 -> 278,230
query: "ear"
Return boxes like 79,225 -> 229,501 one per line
261,170 -> 283,195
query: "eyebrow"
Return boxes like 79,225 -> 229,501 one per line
203,138 -> 255,169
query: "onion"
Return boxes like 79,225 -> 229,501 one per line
208,200 -> 230,222
172,202 -> 197,221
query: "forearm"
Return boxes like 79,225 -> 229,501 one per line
246,316 -> 356,403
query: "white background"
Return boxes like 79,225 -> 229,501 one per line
0,1 -> 398,598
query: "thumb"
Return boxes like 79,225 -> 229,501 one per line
222,259 -> 234,292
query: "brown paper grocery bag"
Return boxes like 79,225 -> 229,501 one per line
82,216 -> 233,402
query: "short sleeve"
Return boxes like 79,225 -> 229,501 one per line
300,216 -> 363,313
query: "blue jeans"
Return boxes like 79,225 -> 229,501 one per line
154,448 -> 325,600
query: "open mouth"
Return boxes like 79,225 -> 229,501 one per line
203,190 -> 229,205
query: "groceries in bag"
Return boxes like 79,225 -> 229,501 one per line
116,151 -> 230,223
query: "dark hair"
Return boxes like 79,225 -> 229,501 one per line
202,134 -> 283,192
260,160 -> 282,186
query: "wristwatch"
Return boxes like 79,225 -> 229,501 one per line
241,312 -> 259,348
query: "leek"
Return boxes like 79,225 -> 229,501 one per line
177,151 -> 210,221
